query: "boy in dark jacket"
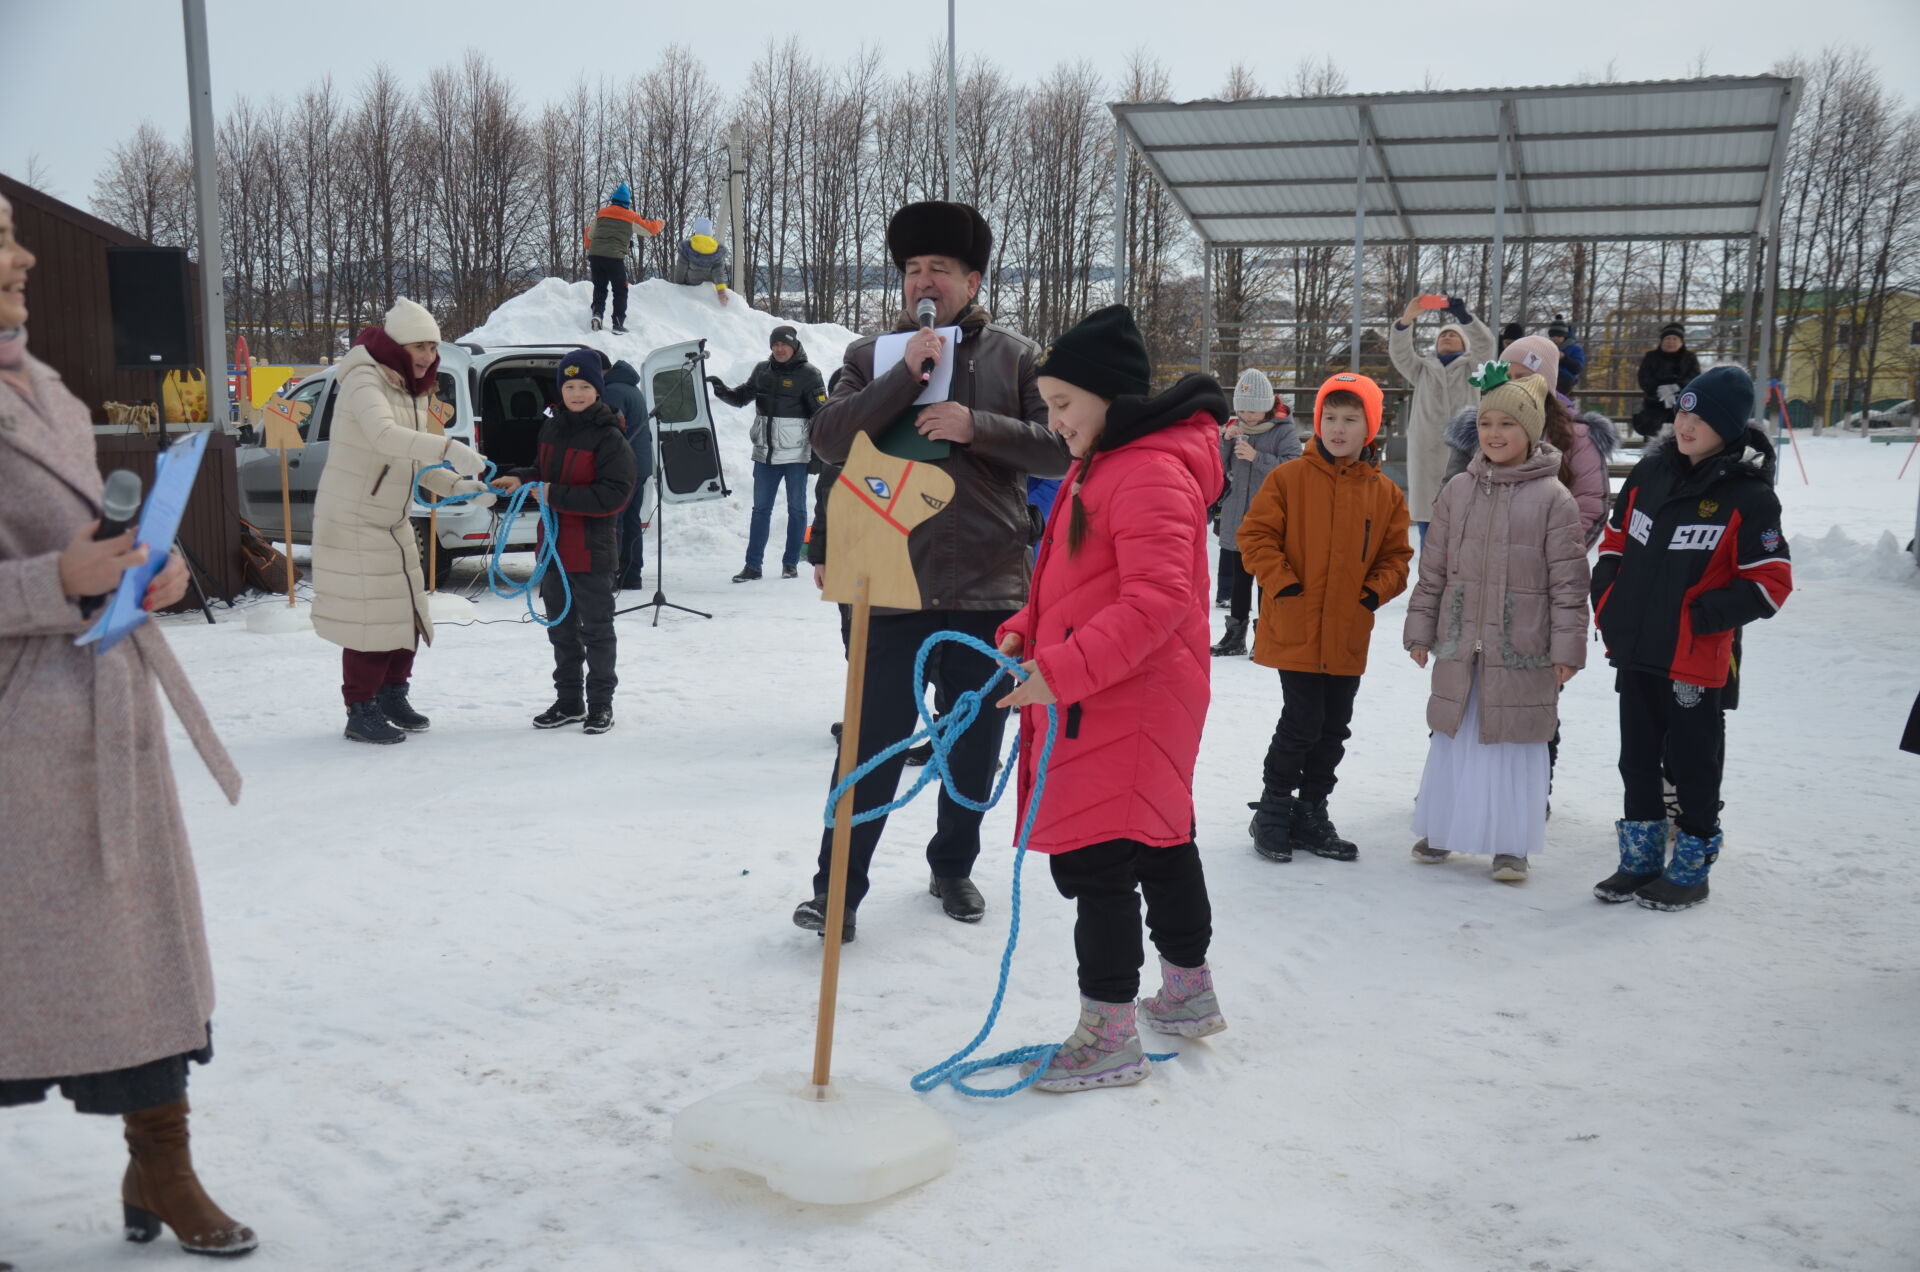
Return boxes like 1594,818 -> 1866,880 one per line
1590,366 -> 1793,910
496,350 -> 638,733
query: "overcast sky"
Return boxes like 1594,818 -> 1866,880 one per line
6,0 -> 1917,208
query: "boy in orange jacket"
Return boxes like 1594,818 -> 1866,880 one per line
583,183 -> 665,334
1236,373 -> 1413,863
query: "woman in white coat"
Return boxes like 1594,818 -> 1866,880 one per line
310,298 -> 493,743
1389,292 -> 1494,543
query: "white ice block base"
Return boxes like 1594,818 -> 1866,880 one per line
245,601 -> 313,634
427,592 -> 477,624
672,1073 -> 955,1205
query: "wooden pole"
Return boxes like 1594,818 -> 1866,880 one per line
427,508 -> 439,592
277,445 -> 296,606
812,573 -> 871,1093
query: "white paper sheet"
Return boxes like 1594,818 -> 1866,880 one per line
872,326 -> 963,405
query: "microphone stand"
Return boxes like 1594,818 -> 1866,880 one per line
616,354 -> 719,626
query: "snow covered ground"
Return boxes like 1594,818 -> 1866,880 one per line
5,288 -> 1919,1270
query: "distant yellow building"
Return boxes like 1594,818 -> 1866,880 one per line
1776,291 -> 1920,422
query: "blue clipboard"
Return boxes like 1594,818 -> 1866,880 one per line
75,429 -> 210,655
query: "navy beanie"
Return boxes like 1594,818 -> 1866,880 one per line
556,348 -> 607,402
1677,365 -> 1755,444
1035,304 -> 1152,400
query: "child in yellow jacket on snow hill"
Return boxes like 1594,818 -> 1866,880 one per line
1236,372 -> 1413,865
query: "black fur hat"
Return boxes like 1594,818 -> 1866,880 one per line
886,201 -> 993,274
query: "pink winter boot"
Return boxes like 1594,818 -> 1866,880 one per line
1139,958 -> 1227,1037
1025,998 -> 1152,1092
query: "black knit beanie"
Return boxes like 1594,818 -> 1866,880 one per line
1035,305 -> 1151,400
1678,365 -> 1755,444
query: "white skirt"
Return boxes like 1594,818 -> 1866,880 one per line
1411,666 -> 1550,857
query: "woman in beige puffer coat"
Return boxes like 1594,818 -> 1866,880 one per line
1402,370 -> 1589,881
310,297 -> 492,743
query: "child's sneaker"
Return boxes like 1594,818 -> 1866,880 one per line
1024,998 -> 1152,1092
533,701 -> 587,729
583,707 -> 614,735
1292,799 -> 1358,860
1411,838 -> 1450,864
1247,790 -> 1296,862
1139,958 -> 1226,1038
1491,854 -> 1528,882
1594,818 -> 1668,903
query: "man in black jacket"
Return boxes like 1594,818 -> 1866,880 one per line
709,326 -> 826,581
495,350 -> 637,734
603,358 -> 654,588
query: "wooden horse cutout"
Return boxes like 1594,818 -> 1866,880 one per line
811,431 -> 955,1089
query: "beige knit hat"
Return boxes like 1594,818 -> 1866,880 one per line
1477,371 -> 1549,443
383,296 -> 441,346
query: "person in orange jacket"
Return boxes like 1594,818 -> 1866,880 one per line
1236,372 -> 1413,864
583,183 -> 664,334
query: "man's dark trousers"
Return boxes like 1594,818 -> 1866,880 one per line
813,609 -> 1012,909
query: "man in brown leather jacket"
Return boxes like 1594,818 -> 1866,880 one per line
794,200 -> 1070,939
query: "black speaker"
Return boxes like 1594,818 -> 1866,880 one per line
106,246 -> 196,369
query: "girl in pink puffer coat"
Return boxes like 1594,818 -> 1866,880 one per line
1403,366 -> 1591,884
995,305 -> 1227,1094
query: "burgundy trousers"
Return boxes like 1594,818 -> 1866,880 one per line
341,646 -> 416,705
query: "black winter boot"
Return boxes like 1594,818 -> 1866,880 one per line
1248,789 -> 1297,862
792,895 -> 855,942
930,874 -> 986,922
1211,618 -> 1249,657
376,684 -> 430,732
1292,799 -> 1358,860
344,700 -> 406,745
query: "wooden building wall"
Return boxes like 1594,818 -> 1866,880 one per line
0,172 -> 204,418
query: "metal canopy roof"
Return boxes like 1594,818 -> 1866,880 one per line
1111,77 -> 1800,248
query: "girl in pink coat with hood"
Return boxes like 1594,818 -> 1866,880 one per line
995,305 -> 1228,1093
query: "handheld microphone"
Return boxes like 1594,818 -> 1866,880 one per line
82,470 -> 143,617
915,297 -> 939,384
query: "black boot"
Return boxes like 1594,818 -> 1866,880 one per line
792,894 -> 855,942
1210,617 -> 1249,657
344,700 -> 406,744
1292,799 -> 1358,860
930,874 -> 986,922
903,741 -> 935,766
376,684 -> 430,732
1248,789 -> 1297,862
583,706 -> 614,735
732,566 -> 762,583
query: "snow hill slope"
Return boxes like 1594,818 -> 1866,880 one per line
460,277 -> 861,563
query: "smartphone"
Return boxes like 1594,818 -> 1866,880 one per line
1418,294 -> 1451,310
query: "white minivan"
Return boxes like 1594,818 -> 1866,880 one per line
235,338 -> 722,570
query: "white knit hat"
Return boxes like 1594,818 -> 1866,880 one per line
1233,367 -> 1275,413
383,296 -> 441,346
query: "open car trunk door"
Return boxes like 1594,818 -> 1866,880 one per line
642,339 -> 729,503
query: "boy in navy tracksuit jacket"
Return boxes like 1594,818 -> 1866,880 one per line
1589,367 -> 1792,911
497,349 -> 637,733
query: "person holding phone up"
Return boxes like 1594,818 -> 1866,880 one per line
1389,292 -> 1495,545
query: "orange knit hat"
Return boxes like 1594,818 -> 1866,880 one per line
1314,372 -> 1384,444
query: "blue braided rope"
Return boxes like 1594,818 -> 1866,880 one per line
821,631 -> 1173,1099
413,461 -> 570,627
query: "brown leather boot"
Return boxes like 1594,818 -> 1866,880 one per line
121,1097 -> 258,1257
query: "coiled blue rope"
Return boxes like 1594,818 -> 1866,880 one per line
822,631 -> 1173,1098
413,461 -> 569,627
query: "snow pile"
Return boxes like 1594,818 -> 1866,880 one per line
1790,524 -> 1919,584
461,277 -> 863,562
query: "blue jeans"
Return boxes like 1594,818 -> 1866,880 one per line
747,461 -> 809,570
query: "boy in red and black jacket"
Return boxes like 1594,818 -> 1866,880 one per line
1589,366 -> 1792,911
497,350 -> 637,733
